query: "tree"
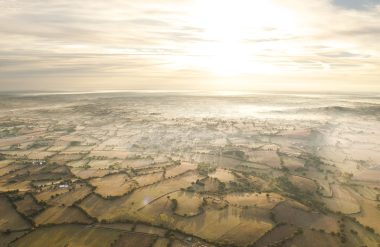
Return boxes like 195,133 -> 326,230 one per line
171,199 -> 178,211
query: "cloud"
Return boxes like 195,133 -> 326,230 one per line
333,0 -> 379,10
0,0 -> 379,92
318,51 -> 371,58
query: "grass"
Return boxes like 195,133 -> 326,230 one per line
224,192 -> 285,209
90,174 -> 137,197
10,224 -> 123,247
322,184 -> 360,214
0,196 -> 31,231
14,194 -> 43,216
33,206 -> 93,226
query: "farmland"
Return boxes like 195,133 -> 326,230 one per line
0,92 -> 380,246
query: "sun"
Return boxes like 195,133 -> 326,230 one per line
169,0 -> 299,76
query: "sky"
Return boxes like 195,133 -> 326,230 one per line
0,0 -> 380,92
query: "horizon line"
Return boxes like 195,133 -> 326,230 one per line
0,89 -> 379,97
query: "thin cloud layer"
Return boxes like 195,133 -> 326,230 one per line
0,0 -> 379,91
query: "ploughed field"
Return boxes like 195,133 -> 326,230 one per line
0,92 -> 380,247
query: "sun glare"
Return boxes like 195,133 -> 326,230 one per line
176,0 -> 299,76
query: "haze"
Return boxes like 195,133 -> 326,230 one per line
1,2 -> 380,247
1,0 -> 380,92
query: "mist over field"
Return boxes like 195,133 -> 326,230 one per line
1,0 -> 380,246
1,91 -> 380,246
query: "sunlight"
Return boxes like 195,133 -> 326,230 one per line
182,0 -> 298,76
